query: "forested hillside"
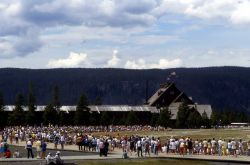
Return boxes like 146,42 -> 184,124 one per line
0,67 -> 250,112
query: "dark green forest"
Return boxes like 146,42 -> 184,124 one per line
0,66 -> 250,112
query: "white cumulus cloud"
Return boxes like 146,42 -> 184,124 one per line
107,50 -> 120,67
149,59 -> 182,69
47,52 -> 88,68
124,58 -> 182,69
125,59 -> 146,69
155,0 -> 250,24
230,0 -> 250,24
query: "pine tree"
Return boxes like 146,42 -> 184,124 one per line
74,94 -> 90,125
9,94 -> 25,125
210,110 -> 219,127
43,103 -> 58,125
89,111 -> 100,125
52,85 -> 61,113
126,110 -> 139,125
100,111 -> 110,126
202,111 -> 210,128
94,96 -> 102,105
44,85 -> 61,125
26,83 -> 36,126
90,96 -> 102,125
176,102 -> 190,128
157,107 -> 172,128
237,111 -> 247,123
186,108 -> 203,128
59,111 -> 65,126
221,110 -> 229,125
150,113 -> 159,127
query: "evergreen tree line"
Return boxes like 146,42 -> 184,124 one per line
1,86 -> 250,128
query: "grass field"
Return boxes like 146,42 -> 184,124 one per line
78,159 -> 211,165
91,128 -> 250,142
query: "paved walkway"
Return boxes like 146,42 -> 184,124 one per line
2,153 -> 250,164
2,139 -> 250,163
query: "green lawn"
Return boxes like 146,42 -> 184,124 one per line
92,128 -> 250,141
79,159 -> 210,165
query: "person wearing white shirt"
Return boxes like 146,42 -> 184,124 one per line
238,139 -> 244,155
26,140 -> 34,159
211,138 -> 216,155
121,139 -> 126,152
136,139 -> 143,157
171,140 -> 176,154
154,139 -> 159,155
218,139 -> 223,156
194,140 -> 199,155
247,140 -> 250,156
60,135 -> 65,150
175,139 -> 179,154
231,139 -> 236,156
46,153 -> 54,164
96,138 -> 100,152
54,151 -> 63,165
228,140 -> 232,155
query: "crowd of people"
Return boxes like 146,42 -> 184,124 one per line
1,125 -> 250,161
0,125 -> 164,159
0,125 -> 165,146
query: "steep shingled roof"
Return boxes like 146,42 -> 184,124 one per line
147,83 -> 173,106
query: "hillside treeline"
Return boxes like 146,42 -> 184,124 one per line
0,67 -> 250,112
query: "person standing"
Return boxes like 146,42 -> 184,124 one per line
228,140 -> 232,156
0,140 -> 4,158
104,139 -> 109,157
145,140 -> 150,157
26,139 -> 34,159
238,139 -> 244,156
41,140 -> 47,159
121,138 -> 126,152
231,139 -> 236,157
60,134 -> 65,151
9,132 -> 13,144
222,139 -> 227,156
203,139 -> 208,155
211,138 -> 217,155
154,139 -> 159,155
15,132 -> 19,144
247,140 -> 250,156
179,140 -> 185,156
76,133 -> 82,151
187,139 -> 193,155
136,138 -> 143,157
35,139 -> 42,159
218,138 -> 223,156
99,139 -> 104,157
54,134 -> 59,150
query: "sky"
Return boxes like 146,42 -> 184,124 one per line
1,0 -> 250,69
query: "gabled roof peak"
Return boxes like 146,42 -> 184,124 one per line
159,82 -> 174,89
